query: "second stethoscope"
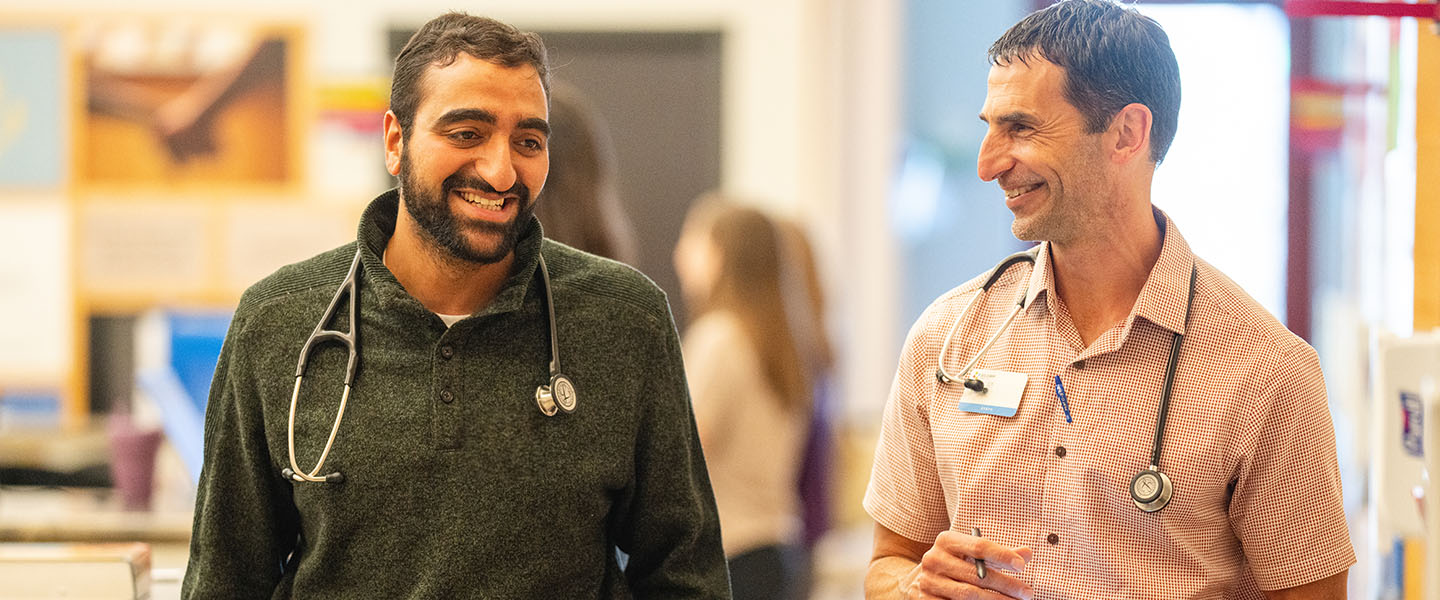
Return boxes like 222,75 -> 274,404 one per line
280,248 -> 578,484
934,249 -> 1196,513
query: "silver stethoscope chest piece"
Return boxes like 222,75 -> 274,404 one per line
1130,466 -> 1173,512
535,385 -> 559,416
552,375 -> 577,412
536,373 -> 578,416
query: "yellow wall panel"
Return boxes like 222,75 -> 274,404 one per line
1418,22 -> 1439,331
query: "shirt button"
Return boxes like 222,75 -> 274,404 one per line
1073,360 -> 1085,370
440,390 -> 454,404
1054,446 -> 1067,458
440,345 -> 455,360
1047,533 -> 1060,545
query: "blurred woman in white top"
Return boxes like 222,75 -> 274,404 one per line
675,195 -> 821,600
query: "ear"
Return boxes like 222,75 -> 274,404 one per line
1109,103 -> 1153,164
383,110 -> 404,176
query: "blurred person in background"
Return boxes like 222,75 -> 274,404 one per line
533,79 -> 639,265
675,196 -> 830,600
182,12 -> 728,598
777,219 -> 837,600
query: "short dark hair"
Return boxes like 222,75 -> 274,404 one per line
989,0 -> 1181,163
390,12 -> 550,135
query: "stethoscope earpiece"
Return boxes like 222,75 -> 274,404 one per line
282,467 -> 345,484
963,378 -> 987,393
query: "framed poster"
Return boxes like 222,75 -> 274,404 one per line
76,20 -> 299,187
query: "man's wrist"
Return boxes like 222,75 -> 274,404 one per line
897,562 -> 921,598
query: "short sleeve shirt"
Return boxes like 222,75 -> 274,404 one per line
864,210 -> 1354,598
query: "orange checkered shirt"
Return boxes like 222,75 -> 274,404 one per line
864,210 -> 1354,598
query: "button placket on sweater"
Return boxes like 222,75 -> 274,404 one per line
434,328 -> 462,450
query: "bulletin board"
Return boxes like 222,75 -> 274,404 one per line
0,17 -> 327,427
0,24 -> 73,426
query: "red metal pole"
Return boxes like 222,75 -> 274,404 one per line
1285,0 -> 1438,19
1288,18 -> 1315,341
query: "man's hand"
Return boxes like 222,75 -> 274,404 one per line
867,523 -> 1034,600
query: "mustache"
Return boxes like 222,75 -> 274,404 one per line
442,173 -> 530,202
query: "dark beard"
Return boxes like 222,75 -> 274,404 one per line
398,147 -> 536,265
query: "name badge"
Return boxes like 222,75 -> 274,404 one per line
954,369 -> 1028,417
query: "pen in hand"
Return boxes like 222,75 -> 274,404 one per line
973,527 -> 987,579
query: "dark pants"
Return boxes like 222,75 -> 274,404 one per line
728,545 -> 799,600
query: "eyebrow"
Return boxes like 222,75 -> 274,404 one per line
978,111 -> 1037,126
433,108 -> 495,129
518,117 -> 551,136
431,109 -> 551,136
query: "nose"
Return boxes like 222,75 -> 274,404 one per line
474,138 -> 518,192
976,130 -> 1013,183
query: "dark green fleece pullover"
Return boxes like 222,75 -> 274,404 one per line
182,190 -> 729,599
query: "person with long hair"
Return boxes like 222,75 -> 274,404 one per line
776,219 -> 836,600
532,80 -> 638,264
675,195 -> 822,600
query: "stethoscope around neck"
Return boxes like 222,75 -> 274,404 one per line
280,247 -> 577,484
933,248 -> 1196,513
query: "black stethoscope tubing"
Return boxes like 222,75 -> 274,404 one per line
934,249 -> 1196,513
281,247 -> 573,484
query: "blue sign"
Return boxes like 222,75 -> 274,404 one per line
1402,390 -> 1423,458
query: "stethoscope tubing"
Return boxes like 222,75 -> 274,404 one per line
286,380 -> 351,483
284,246 -> 572,484
1148,265 -> 1195,470
933,248 -> 1196,513
538,252 -> 562,379
284,249 -> 362,483
934,249 -> 1038,386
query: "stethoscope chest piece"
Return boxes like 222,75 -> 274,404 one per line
535,373 -> 578,416
1130,466 -> 1173,513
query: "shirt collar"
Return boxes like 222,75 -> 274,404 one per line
356,188 -> 545,316
1132,207 -> 1195,336
1024,206 -> 1196,336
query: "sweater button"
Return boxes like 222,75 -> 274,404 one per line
1054,446 -> 1067,458
1047,533 -> 1060,545
440,390 -> 454,404
440,345 -> 455,360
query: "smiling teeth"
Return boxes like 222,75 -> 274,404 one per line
458,191 -> 504,210
1005,184 -> 1041,199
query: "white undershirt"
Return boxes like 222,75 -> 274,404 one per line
436,313 -> 468,328
383,250 -> 469,328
